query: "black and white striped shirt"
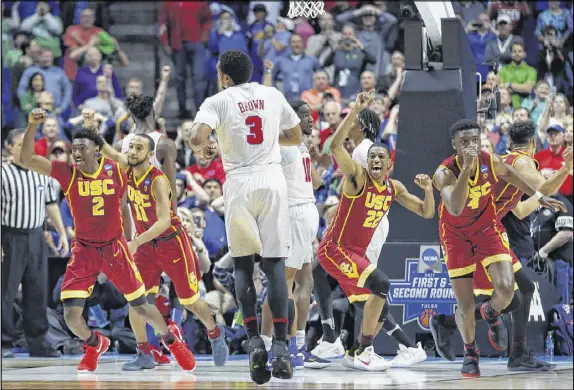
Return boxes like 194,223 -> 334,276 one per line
1,162 -> 58,230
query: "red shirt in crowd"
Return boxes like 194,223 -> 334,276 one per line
158,2 -> 213,49
534,146 -> 572,196
186,156 -> 226,185
34,138 -> 49,158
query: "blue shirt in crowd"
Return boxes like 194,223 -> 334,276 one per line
272,54 -> 320,101
467,30 -> 497,65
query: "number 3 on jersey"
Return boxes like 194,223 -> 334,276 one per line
246,115 -> 263,145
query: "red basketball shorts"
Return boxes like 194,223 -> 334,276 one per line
317,241 -> 376,304
134,229 -> 201,305
473,250 -> 521,296
439,221 -> 512,278
61,235 -> 145,301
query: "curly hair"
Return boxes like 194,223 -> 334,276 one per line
509,120 -> 536,146
358,108 -> 381,143
125,94 -> 154,121
72,127 -> 104,149
219,50 -> 253,86
449,119 -> 480,139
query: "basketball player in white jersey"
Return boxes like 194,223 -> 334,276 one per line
188,50 -> 302,385
259,100 -> 330,370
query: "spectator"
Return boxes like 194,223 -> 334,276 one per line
466,13 -> 497,66
481,131 -> 496,154
359,70 -> 377,96
196,179 -> 227,259
452,1 -> 487,26
512,106 -> 530,123
531,193 -> 573,304
370,92 -> 391,139
34,116 -> 61,158
306,13 -> 341,81
175,173 -> 196,209
72,50 -> 122,109
34,91 -> 65,139
536,25 -> 567,93
324,24 -> 376,99
483,15 -> 524,66
20,1 -> 63,58
521,80 -> 550,125
246,4 -> 273,83
62,8 -> 102,80
186,147 -> 226,185
565,121 -> 573,148
485,70 -> 501,89
489,113 -> 513,154
17,50 -> 72,117
83,75 -> 126,126
159,1 -> 212,118
2,2 -> 22,62
258,18 -> 292,64
487,1 -> 531,36
19,72 -> 45,117
4,31 -> 30,69
381,104 -> 399,151
272,34 -> 320,101
535,121 -> 572,201
498,42 -> 536,108
377,50 -> 405,94
498,86 -> 513,114
318,101 -> 342,149
10,39 -> 41,120
535,1 -> 571,48
538,93 -> 571,146
301,70 -> 342,111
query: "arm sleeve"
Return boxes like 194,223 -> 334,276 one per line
279,91 -> 301,130
193,97 -> 220,130
50,160 -> 74,191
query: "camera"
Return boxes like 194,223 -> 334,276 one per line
400,4 -> 420,20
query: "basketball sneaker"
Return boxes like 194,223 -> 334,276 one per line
390,342 -> 428,367
430,315 -> 456,361
122,349 -> 155,371
480,304 -> 508,351
208,324 -> 229,367
461,345 -> 480,378
507,351 -> 557,372
151,347 -> 171,366
248,336 -> 271,385
342,350 -> 355,369
271,340 -> 293,379
77,332 -> 111,372
353,346 -> 392,371
300,347 -> 331,369
163,324 -> 196,371
310,337 -> 345,359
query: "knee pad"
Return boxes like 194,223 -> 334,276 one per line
364,269 -> 390,298
128,295 -> 147,307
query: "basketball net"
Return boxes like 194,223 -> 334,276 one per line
287,1 -> 326,18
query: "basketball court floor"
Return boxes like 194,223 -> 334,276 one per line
2,354 -> 572,389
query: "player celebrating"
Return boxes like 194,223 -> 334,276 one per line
188,50 -> 303,384
82,110 -> 229,371
318,92 -> 435,371
433,119 -> 561,377
19,109 -> 195,372
431,121 -> 570,371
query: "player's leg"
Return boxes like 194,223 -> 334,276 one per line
260,266 -> 296,350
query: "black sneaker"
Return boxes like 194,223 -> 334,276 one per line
483,315 -> 508,352
461,347 -> 480,378
248,337 -> 271,385
270,340 -> 293,380
507,351 -> 557,372
430,315 -> 456,361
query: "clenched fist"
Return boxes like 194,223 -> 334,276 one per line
414,174 -> 433,191
28,108 -> 47,125
81,108 -> 98,130
161,65 -> 171,81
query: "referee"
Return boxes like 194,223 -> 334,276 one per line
2,127 -> 69,358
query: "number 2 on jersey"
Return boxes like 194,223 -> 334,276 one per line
302,157 -> 311,182
92,196 -> 104,216
246,115 -> 263,145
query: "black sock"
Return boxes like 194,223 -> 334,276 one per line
85,332 -> 98,347
287,298 -> 295,334
233,255 -> 259,338
321,319 -> 337,343
162,331 -> 175,345
358,334 -> 374,354
383,313 -> 416,348
260,258 -> 289,342
440,313 -> 458,328
349,339 -> 360,356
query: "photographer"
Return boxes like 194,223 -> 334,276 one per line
536,25 -> 566,94
483,15 -> 524,67
466,13 -> 497,66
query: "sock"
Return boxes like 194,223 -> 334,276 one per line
146,323 -> 160,349
349,339 -> 360,356
260,258 -> 289,342
171,308 -> 184,326
162,331 -> 175,345
208,325 -> 221,340
272,318 -> 288,342
386,325 -> 416,349
261,334 -> 272,352
464,339 -> 477,354
358,334 -> 374,354
296,330 -> 305,350
321,318 -> 337,343
137,342 -> 152,354
481,301 -> 500,322
85,332 -> 98,347
287,299 -> 296,333
243,316 -> 260,339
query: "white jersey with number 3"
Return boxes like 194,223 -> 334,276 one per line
280,144 -> 315,207
194,82 -> 301,174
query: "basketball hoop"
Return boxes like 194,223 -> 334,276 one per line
287,1 -> 326,18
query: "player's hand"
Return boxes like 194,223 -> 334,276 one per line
28,108 -> 47,125
127,240 -> 139,255
161,65 -> 171,82
57,235 -> 70,257
461,146 -> 478,169
204,141 -> 219,160
537,196 -> 567,213
414,174 -> 433,191
562,146 -> 572,169
355,90 -> 374,109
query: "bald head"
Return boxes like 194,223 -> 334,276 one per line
323,101 -> 341,126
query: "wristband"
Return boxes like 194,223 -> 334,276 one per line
533,191 -> 543,201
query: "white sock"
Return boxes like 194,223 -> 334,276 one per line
296,330 -> 306,350
261,335 -> 272,352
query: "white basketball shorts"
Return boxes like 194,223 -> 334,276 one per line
285,202 -> 319,270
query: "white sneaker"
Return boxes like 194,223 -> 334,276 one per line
353,346 -> 392,371
310,337 -> 345,359
390,342 -> 428,368
342,351 -> 355,368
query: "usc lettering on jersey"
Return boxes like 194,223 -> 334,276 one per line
322,170 -> 395,256
126,165 -> 182,239
437,151 -> 499,230
493,151 -> 536,219
51,159 -> 126,245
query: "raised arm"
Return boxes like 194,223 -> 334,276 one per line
513,148 -> 572,196
20,109 -> 52,176
82,108 -> 129,169
392,175 -> 435,219
127,176 -> 172,255
153,66 -> 171,116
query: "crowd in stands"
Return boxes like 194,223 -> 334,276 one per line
1,1 -> 572,356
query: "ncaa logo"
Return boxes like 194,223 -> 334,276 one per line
422,248 -> 439,267
480,165 -> 488,174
